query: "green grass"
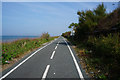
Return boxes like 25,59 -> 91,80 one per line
1,37 -> 58,64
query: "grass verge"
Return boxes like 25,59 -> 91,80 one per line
1,36 -> 58,71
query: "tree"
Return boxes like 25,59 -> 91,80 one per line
68,3 -> 107,41
68,23 -> 78,31
62,31 -> 71,38
94,3 -> 107,22
41,32 -> 50,40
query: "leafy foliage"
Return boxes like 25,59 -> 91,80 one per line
87,33 -> 120,79
68,23 -> 78,31
63,3 -> 120,80
62,31 -> 71,38
40,32 -> 50,40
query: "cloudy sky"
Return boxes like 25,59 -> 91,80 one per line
2,2 -> 119,36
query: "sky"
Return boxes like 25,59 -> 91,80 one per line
2,2 -> 119,36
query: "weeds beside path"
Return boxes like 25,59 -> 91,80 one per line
1,36 -> 58,71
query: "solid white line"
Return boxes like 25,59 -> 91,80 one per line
50,51 -> 55,59
0,38 -> 58,80
41,65 -> 50,80
63,39 -> 84,80
55,46 -> 57,50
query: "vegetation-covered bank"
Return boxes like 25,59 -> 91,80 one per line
67,33 -> 120,80
62,3 -> 120,80
1,33 -> 58,65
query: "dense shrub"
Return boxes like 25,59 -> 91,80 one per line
87,33 -> 120,79
62,31 -> 71,38
40,32 -> 50,40
88,33 -> 120,58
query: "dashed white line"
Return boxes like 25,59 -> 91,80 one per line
50,51 -> 56,59
41,65 -> 50,80
63,38 -> 84,80
55,46 -> 57,49
0,38 -> 58,80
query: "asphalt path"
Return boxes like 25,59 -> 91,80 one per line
1,36 -> 88,80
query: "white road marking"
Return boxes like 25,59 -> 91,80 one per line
58,41 -> 60,44
57,44 -> 59,45
63,38 -> 84,80
55,46 -> 57,49
41,65 -> 50,80
50,51 -> 55,59
0,38 -> 58,80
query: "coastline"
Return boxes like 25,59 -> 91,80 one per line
1,36 -> 40,43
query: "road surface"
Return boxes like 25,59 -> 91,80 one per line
1,36 -> 88,80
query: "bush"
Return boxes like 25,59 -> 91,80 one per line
41,32 -> 50,40
87,33 -> 120,58
62,31 -> 71,38
87,33 -> 120,79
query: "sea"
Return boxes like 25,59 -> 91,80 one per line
0,36 -> 39,43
